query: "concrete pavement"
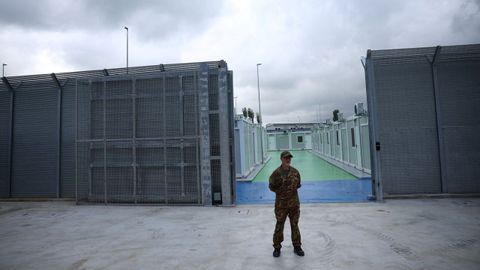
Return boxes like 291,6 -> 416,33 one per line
0,198 -> 479,270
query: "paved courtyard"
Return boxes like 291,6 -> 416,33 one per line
0,198 -> 479,270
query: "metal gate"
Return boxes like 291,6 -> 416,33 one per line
0,61 -> 234,204
75,64 -> 234,205
365,44 -> 480,199
75,74 -> 201,204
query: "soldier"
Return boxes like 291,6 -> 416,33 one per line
269,151 -> 305,257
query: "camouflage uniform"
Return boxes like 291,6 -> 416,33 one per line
269,165 -> 302,249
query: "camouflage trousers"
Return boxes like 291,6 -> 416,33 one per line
273,206 -> 301,249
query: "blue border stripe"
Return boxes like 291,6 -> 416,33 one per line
236,178 -> 373,204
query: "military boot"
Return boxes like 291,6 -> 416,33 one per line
294,246 -> 304,256
273,248 -> 281,257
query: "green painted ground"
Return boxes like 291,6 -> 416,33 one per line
253,150 -> 357,182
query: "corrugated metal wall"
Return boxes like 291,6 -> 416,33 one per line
365,44 -> 480,197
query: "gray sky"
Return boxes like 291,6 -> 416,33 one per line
1,0 -> 479,124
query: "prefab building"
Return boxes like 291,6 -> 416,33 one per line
364,44 -> 480,199
266,123 -> 314,151
0,61 -> 235,205
311,114 -> 371,174
234,115 -> 267,178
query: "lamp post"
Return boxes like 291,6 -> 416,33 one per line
2,63 -> 6,77
124,26 -> 129,74
256,63 -> 264,164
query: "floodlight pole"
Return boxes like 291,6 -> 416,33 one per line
124,26 -> 129,74
256,63 -> 264,164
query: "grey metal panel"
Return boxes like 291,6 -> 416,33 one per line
442,128 -> 480,192
0,89 -> 10,197
61,80 -> 76,198
75,73 -> 208,204
372,51 -> 441,194
218,67 -> 232,205
12,81 -> 59,197
437,54 -> 480,193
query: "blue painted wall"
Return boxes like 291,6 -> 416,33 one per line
236,178 -> 372,204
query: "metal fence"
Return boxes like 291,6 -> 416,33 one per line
0,61 -> 235,205
364,44 -> 480,199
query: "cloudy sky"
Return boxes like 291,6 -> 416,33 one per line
1,0 -> 479,124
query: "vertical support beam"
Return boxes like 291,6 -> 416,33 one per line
163,75 -> 168,204
198,64 -> 212,205
430,46 -> 447,193
74,80 -> 78,203
179,75 -> 185,196
339,126 -> 343,162
103,80 -> 107,204
364,50 -> 383,201
2,77 -> 14,198
194,72 -> 201,204
228,71 -> 236,203
218,67 -> 232,205
132,78 -> 137,203
51,73 -> 63,198
88,81 -> 93,199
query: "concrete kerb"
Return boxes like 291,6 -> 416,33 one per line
236,155 -> 272,182
309,150 -> 370,179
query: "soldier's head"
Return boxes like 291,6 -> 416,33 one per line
280,151 -> 293,167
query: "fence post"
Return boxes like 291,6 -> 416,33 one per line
198,64 -> 212,205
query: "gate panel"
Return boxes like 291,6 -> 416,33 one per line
375,59 -> 441,194
437,50 -> 480,193
0,90 -> 11,197
12,81 -> 59,197
75,74 -> 203,204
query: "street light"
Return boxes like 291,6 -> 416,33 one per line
256,63 -> 264,164
124,26 -> 129,74
2,63 -> 6,77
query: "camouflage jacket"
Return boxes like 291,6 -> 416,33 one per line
269,166 -> 301,208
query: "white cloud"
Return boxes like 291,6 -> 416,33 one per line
0,0 -> 479,123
